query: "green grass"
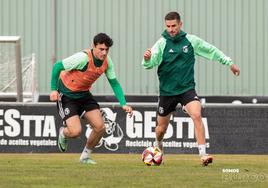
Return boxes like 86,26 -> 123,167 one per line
0,154 -> 267,188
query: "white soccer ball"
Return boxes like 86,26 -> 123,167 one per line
142,146 -> 163,166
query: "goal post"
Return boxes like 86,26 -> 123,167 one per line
0,36 -> 38,102
0,36 -> 23,102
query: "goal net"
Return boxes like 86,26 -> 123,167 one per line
0,36 -> 38,102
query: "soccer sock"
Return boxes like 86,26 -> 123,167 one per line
198,144 -> 207,157
80,147 -> 92,160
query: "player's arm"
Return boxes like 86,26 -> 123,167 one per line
186,34 -> 240,76
106,57 -> 133,117
142,37 -> 166,69
49,52 -> 88,101
50,61 -> 64,101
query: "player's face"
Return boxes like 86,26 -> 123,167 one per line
165,19 -> 182,37
92,43 -> 109,61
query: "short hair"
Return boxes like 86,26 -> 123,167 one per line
93,33 -> 113,47
165,11 -> 181,21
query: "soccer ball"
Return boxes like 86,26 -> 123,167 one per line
142,146 -> 163,166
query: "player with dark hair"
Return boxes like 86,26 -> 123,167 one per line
142,11 -> 240,166
50,33 -> 133,164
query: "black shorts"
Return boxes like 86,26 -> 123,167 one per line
57,92 -> 100,122
157,89 -> 200,116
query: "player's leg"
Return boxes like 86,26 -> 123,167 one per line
155,114 -> 172,152
183,93 -> 213,166
57,94 -> 82,152
155,96 -> 177,152
83,109 -> 105,149
79,109 -> 105,164
184,100 -> 205,145
63,116 -> 82,137
58,115 -> 82,152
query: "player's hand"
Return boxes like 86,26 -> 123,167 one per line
230,64 -> 240,76
50,90 -> 59,101
143,48 -> 151,61
122,105 -> 133,118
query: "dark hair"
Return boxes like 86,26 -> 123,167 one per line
93,33 -> 113,47
165,11 -> 181,21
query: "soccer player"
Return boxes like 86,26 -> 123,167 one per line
50,33 -> 133,164
142,12 -> 240,166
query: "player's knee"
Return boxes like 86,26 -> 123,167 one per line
68,128 -> 82,138
190,112 -> 202,122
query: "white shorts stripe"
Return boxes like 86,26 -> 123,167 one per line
58,93 -> 65,119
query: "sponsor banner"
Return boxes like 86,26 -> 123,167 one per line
0,104 -> 268,154
0,105 -> 59,152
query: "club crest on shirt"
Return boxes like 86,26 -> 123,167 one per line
182,45 -> 188,53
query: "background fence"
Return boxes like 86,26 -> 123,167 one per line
0,0 -> 267,95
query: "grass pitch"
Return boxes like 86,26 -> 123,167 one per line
0,154 -> 267,188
